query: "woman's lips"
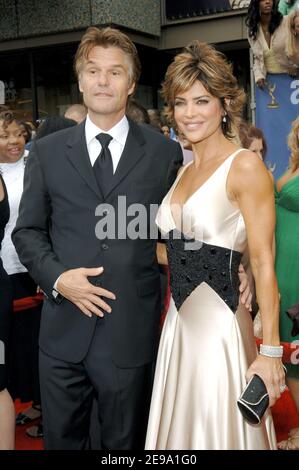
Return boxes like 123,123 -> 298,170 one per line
7,147 -> 21,155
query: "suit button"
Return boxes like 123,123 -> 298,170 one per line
103,209 -> 109,216
101,243 -> 109,250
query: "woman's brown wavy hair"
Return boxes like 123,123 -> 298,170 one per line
288,116 -> 299,172
162,41 -> 245,139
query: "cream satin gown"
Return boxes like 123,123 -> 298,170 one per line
145,149 -> 277,450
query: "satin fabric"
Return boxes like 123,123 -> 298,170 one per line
146,149 -> 277,450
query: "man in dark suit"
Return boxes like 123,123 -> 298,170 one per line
12,27 -> 182,450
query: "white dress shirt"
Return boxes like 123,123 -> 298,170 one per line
53,114 -> 129,295
85,114 -> 129,173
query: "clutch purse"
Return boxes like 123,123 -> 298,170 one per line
286,302 -> 299,337
237,374 -> 269,425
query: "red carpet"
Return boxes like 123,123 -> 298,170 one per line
15,401 -> 43,450
15,391 -> 299,450
13,294 -> 299,449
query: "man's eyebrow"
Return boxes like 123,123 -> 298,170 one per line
85,61 -> 125,69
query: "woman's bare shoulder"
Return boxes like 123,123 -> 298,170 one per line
229,149 -> 272,192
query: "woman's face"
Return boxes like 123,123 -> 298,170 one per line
174,80 -> 224,145
0,120 -> 25,163
249,137 -> 264,160
293,16 -> 299,36
259,0 -> 273,15
161,125 -> 170,138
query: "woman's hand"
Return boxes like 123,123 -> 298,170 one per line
246,354 -> 285,407
288,68 -> 299,78
257,78 -> 266,89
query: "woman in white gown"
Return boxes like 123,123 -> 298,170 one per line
145,41 -> 285,450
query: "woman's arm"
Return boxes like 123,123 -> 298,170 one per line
229,150 -> 285,406
247,35 -> 266,87
156,242 -> 168,265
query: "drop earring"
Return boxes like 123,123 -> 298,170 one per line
222,115 -> 227,123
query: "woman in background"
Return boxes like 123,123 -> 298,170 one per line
0,172 -> 14,449
275,116 -> 299,450
0,110 -> 42,435
285,8 -> 299,71
239,121 -> 268,161
246,0 -> 298,87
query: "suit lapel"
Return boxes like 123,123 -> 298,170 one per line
65,120 -> 103,199
104,119 -> 145,199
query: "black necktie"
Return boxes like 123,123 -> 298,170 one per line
94,133 -> 113,196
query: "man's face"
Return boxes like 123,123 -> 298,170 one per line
78,46 -> 135,125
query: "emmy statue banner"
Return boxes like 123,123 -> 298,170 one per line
255,73 -> 299,179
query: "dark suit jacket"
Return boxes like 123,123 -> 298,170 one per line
12,118 -> 182,367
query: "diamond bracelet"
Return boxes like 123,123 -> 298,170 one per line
259,344 -> 283,358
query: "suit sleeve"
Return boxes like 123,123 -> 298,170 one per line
12,141 -> 67,300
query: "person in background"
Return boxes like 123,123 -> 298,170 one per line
275,116 -> 299,450
238,121 -> 268,161
246,0 -> 298,87
0,172 -> 14,450
19,122 -> 32,145
0,110 -> 42,437
238,121 -> 272,329
279,0 -> 299,15
64,104 -> 87,124
147,109 -> 163,133
35,116 -> 77,140
20,121 -> 37,151
285,8 -> 299,69
161,121 -> 170,139
126,98 -> 150,125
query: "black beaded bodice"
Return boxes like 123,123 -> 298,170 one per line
166,230 -> 242,313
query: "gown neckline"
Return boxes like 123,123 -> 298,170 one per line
275,173 -> 299,195
169,148 -> 244,229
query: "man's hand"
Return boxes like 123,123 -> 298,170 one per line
238,264 -> 252,311
57,267 -> 116,318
